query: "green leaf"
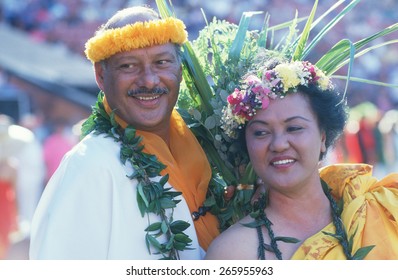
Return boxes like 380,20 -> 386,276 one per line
124,127 -> 136,142
170,220 -> 191,234
334,39 -> 398,77
301,0 -> 359,60
155,0 -> 175,18
315,39 -> 350,71
274,236 -> 300,244
332,75 -> 398,88
242,220 -> 265,228
137,182 -> 149,207
165,235 -> 175,250
174,233 -> 192,244
159,174 -> 169,187
292,0 -> 318,60
352,245 -> 375,260
317,23 -> 398,75
229,11 -> 263,61
204,115 -> 217,130
261,243 -> 275,253
322,231 -> 344,242
146,234 -> 162,250
173,241 -> 188,251
181,42 -> 215,114
348,231 -> 354,254
239,162 -> 256,185
159,197 -> 177,209
192,109 -> 202,121
136,190 -> 147,217
161,220 -> 168,234
145,222 -> 162,232
257,13 -> 270,48
203,195 -> 216,207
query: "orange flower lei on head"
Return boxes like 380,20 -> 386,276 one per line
85,17 -> 188,63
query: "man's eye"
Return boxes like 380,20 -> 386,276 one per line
120,64 -> 133,68
157,59 -> 172,65
118,64 -> 138,72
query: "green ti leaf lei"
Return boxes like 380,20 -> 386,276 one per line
243,181 -> 375,260
81,92 -> 193,259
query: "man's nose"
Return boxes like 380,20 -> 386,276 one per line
138,66 -> 160,88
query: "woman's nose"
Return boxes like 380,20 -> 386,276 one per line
270,133 -> 290,152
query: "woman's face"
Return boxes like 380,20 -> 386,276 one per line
245,93 -> 326,192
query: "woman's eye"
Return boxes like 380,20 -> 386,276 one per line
253,130 -> 269,137
287,126 -> 303,132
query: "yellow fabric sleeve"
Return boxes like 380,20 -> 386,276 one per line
292,164 -> 398,259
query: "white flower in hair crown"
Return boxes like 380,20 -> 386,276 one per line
221,60 -> 333,139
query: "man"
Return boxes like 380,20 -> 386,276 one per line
29,6 -> 219,260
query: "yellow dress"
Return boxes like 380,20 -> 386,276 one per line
292,164 -> 398,259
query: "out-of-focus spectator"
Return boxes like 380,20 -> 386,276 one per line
0,114 -> 45,242
332,102 -> 391,179
43,119 -> 76,183
0,115 -> 18,259
378,109 -> 398,175
19,113 -> 49,144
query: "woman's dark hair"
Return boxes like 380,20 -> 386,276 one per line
298,84 -> 348,159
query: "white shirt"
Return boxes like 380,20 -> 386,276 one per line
29,133 -> 203,260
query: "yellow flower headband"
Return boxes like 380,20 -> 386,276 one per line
85,17 -> 188,63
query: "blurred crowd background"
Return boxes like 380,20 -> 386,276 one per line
0,0 -> 397,259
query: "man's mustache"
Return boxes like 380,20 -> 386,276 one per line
127,87 -> 169,96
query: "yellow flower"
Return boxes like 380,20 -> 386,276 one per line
316,69 -> 331,90
275,64 -> 301,92
85,17 -> 187,63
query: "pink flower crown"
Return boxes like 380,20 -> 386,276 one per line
221,60 -> 333,138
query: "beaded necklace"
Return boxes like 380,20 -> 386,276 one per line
250,179 -> 374,260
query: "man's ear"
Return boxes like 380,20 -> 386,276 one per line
94,62 -> 105,91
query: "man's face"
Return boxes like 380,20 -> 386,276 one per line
95,43 -> 182,135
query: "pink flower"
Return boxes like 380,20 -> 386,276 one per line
227,89 -> 242,105
245,75 -> 262,86
251,84 -> 263,94
260,94 -> 270,109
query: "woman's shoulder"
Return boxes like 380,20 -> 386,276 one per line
205,215 -> 258,260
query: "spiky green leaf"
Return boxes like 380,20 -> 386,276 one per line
292,0 -> 318,60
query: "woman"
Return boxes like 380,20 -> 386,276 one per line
205,55 -> 398,260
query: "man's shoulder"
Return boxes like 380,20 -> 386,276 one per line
64,132 -> 121,164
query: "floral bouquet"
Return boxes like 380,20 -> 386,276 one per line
156,0 -> 398,230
